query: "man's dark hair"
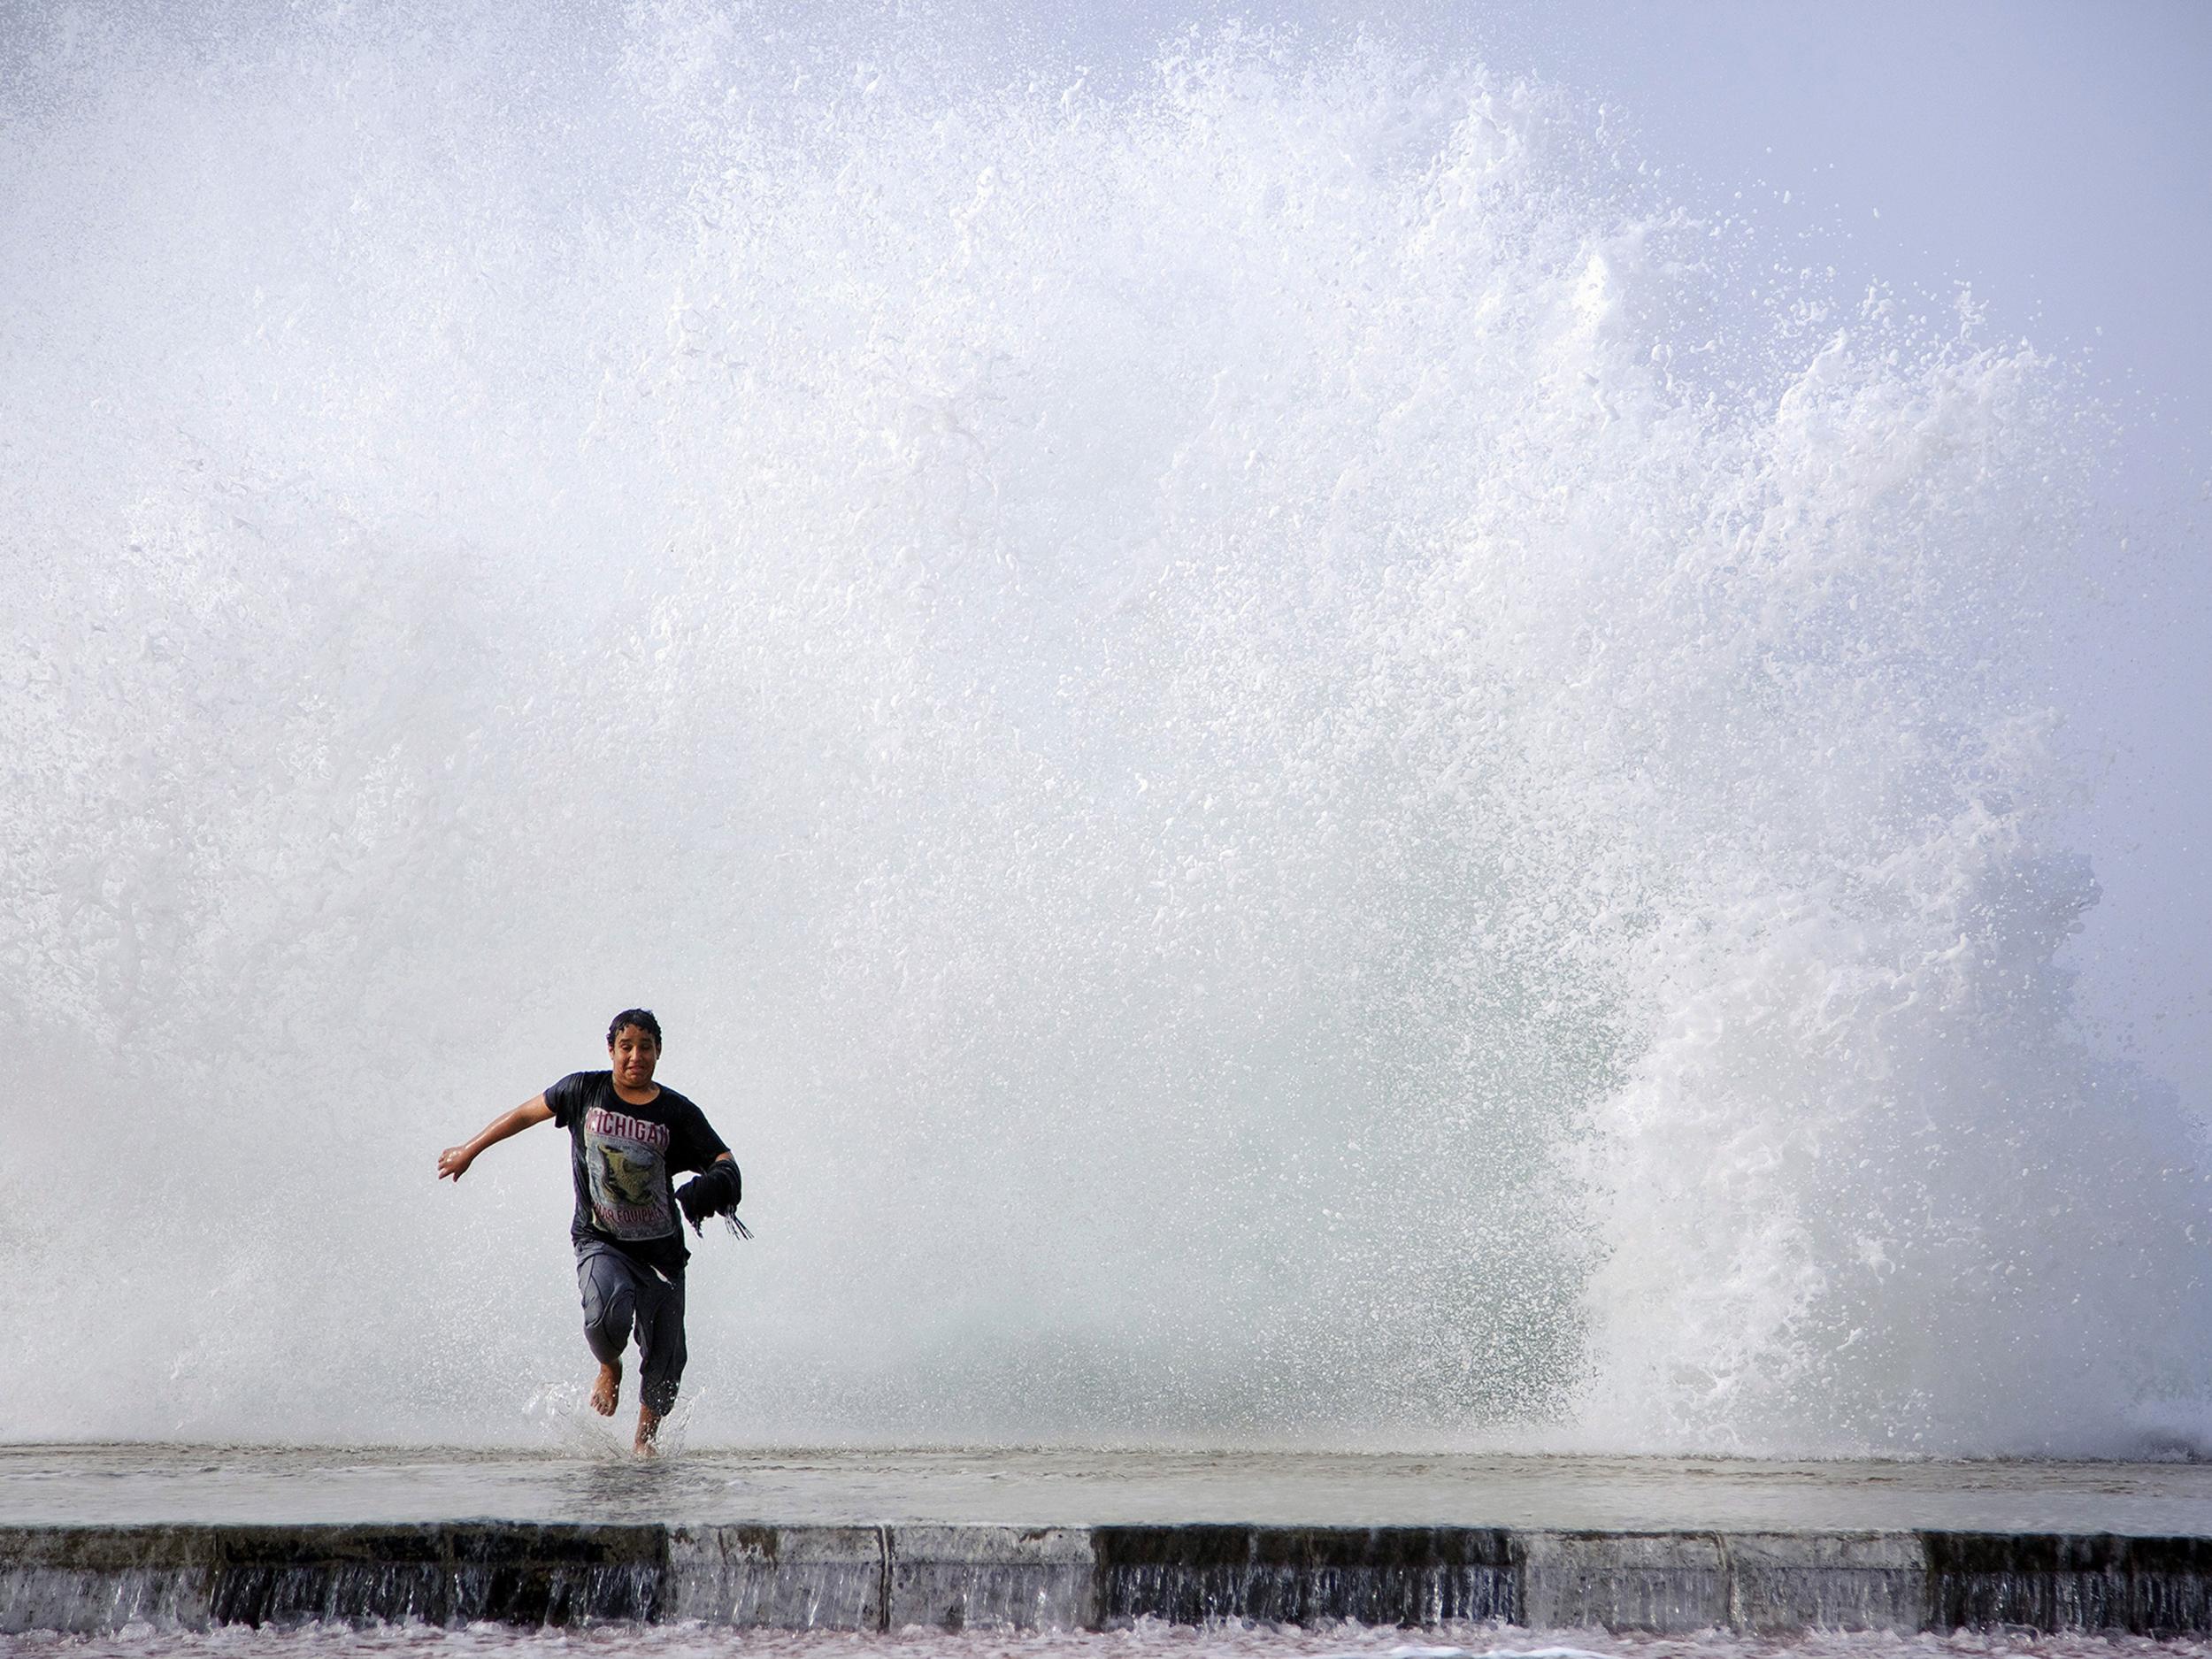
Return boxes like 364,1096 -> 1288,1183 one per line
608,1008 -> 662,1047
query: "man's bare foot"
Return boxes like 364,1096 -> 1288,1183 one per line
634,1403 -> 662,1456
590,1361 -> 621,1417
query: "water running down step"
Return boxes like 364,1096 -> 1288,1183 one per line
9,1522 -> 2212,1636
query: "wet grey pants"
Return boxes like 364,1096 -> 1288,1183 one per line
575,1240 -> 687,1416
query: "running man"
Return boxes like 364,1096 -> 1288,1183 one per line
437,1009 -> 742,1453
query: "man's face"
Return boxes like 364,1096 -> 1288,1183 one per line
610,1025 -> 660,1093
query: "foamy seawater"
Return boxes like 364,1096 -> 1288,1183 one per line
8,1630 -> 2212,1659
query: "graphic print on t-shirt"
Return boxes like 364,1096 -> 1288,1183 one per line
583,1103 -> 673,1240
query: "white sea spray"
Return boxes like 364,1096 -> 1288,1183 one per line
0,4 -> 2201,1451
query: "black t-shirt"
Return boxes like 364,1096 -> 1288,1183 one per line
544,1071 -> 730,1274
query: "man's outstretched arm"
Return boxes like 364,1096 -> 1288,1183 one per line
438,1094 -> 553,1181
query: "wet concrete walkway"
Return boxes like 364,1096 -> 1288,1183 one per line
7,1444 -> 2212,1533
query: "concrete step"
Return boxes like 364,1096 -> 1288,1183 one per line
10,1522 -> 2212,1636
